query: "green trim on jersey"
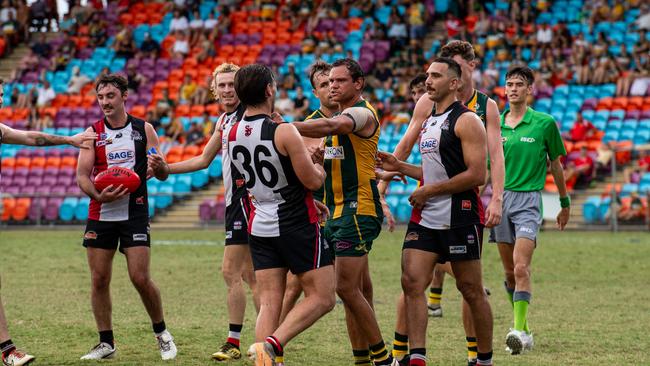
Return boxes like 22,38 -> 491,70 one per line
500,107 -> 567,191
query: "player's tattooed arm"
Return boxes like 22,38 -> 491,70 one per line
0,124 -> 96,148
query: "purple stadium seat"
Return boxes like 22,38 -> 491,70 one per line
271,54 -> 286,66
0,178 -> 11,190
56,118 -> 73,128
13,120 -> 28,130
44,198 -> 62,220
170,58 -> 183,69
77,47 -> 93,59
44,166 -> 59,176
61,148 -> 77,157
257,54 -> 271,65
31,149 -> 45,158
626,110 -> 641,119
234,34 -> 248,45
50,186 -> 66,197
42,175 -> 58,187
4,186 -> 19,196
641,110 -> 650,119
28,176 -> 43,186
277,44 -> 290,54
220,34 -> 234,45
289,44 -> 301,54
34,185 -> 51,195
155,58 -> 169,69
22,186 -> 35,196
59,165 -> 75,175
249,33 -> 261,45
215,201 -> 225,220
30,167 -> 44,177
141,58 -> 155,69
28,198 -> 48,221
199,200 -> 212,222
13,168 -> 28,178
2,167 -> 14,178
66,185 -> 82,196
127,58 -> 139,69
71,108 -> 87,119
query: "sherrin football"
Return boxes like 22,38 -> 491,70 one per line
94,166 -> 141,193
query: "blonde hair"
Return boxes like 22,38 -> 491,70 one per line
211,63 -> 240,98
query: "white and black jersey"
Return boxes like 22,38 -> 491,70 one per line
411,101 -> 484,229
227,114 -> 318,237
219,103 -> 247,207
89,115 -> 148,221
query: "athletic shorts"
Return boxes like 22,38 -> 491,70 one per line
225,197 -> 250,245
489,190 -> 542,244
402,221 -> 484,262
324,215 -> 382,257
249,223 -> 333,274
83,219 -> 150,252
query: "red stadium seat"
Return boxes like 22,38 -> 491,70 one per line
45,156 -> 61,168
0,107 -> 12,120
189,105 -> 205,117
175,105 -> 190,116
13,108 -> 29,120
31,157 -> 46,169
15,157 -> 30,169
1,198 -> 15,221
61,156 -> 77,168
1,157 -> 15,170
130,105 -> 146,119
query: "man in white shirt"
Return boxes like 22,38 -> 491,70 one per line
169,10 -> 189,34
36,80 -> 55,107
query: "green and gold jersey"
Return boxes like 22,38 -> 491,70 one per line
305,109 -> 327,203
466,89 -> 489,125
323,99 -> 383,219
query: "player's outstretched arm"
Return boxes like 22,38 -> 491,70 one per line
484,97 -> 505,227
169,124 -> 221,174
376,151 -> 422,180
0,123 -> 97,148
76,127 -> 128,202
144,122 -> 170,181
275,123 -> 325,191
292,107 -> 376,138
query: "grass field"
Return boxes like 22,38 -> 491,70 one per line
0,229 -> 649,365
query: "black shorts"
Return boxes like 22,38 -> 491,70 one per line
249,223 -> 334,274
225,197 -> 250,245
402,222 -> 484,262
83,219 -> 150,253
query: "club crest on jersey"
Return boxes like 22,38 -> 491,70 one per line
131,130 -> 143,141
324,146 -> 345,160
461,200 -> 472,210
441,119 -> 450,130
107,149 -> 135,163
467,234 -> 475,244
420,138 -> 438,153
96,133 -> 113,146
244,125 -> 253,136
136,196 -> 144,205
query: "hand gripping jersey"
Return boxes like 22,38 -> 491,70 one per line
218,103 -> 247,207
227,114 -> 318,237
89,115 -> 148,221
304,108 -> 327,203
411,101 -> 485,229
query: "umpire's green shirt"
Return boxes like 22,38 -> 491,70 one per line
501,107 -> 566,192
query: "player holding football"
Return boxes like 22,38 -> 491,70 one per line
157,63 -> 260,361
494,66 -> 569,355
0,79 -> 96,366
76,74 -> 176,361
292,59 -> 393,366
228,64 -> 335,366
382,41 -> 504,366
377,57 -> 493,366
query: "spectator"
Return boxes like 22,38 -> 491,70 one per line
146,110 -> 161,131
113,27 -> 137,59
274,88 -> 294,116
178,75 -> 197,104
30,33 -> 51,58
566,146 -> 594,189
188,9 -> 203,45
29,0 -> 50,32
16,0 -> 29,40
201,111 -> 214,136
169,9 -> 189,35
67,66 -> 91,94
88,11 -> 107,47
171,31 -> 190,57
50,35 -> 76,72
36,80 -> 55,107
407,1 -> 426,40
445,13 -> 460,38
185,122 -> 204,146
11,49 -> 39,81
279,63 -> 300,90
408,73 -> 427,104
156,89 -> 175,118
58,12 -> 76,35
618,191 -> 646,223
293,86 -> 310,118
624,150 -> 650,183
126,64 -> 146,94
536,23 -> 553,48
594,142 -> 614,178
387,13 -> 408,49
203,11 -> 218,33
139,32 -> 161,58
28,108 -> 52,130
69,0 -> 90,25
566,112 -> 598,142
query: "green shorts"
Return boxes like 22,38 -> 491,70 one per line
324,215 -> 382,257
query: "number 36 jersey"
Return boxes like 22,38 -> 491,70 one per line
227,114 -> 318,237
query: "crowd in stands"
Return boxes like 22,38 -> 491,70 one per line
2,0 -> 649,225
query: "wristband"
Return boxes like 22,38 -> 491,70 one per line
560,196 -> 571,208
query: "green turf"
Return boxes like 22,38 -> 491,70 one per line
0,229 -> 648,365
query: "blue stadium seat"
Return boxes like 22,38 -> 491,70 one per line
535,98 -> 552,113
620,129 -> 635,141
191,170 -> 209,188
621,183 -> 638,197
607,120 -> 622,131
156,183 -> 174,209
583,196 -> 601,224
148,197 -> 156,217
75,197 -> 90,221
59,197 -> 79,221
598,197 -> 612,222
174,175 -> 192,196
603,130 -> 619,143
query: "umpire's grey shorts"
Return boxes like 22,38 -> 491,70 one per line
489,190 -> 542,244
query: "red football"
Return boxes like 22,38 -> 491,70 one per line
94,166 -> 141,193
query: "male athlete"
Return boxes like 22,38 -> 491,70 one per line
76,74 -> 176,361
383,40 -> 504,366
377,57 -> 494,366
494,66 -> 569,355
279,60 -> 337,323
158,63 -> 259,361
292,58 -> 393,366
0,79 -> 96,366
228,64 -> 335,366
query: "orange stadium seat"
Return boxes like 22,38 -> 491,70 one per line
628,96 -> 643,110
120,13 -> 134,25
52,94 -> 68,107
134,12 -> 148,25
643,97 -> 650,111
81,94 -> 95,107
603,183 -> 622,195
167,145 -> 184,157
596,97 -> 613,110
12,198 -> 31,221
234,45 -> 249,55
184,146 -> 200,157
45,156 -> 61,168
242,55 -> 257,65
169,69 -> 184,81
15,157 -> 30,169
68,94 -> 82,106
13,108 -> 29,120
206,104 -> 221,116
1,157 -> 15,170
348,18 -> 363,30
130,105 -> 146,118
31,157 -> 46,169
219,45 -> 234,56
1,198 -> 15,221
0,37 -> 6,57
41,107 -> 57,119
0,107 -> 12,120
175,105 -> 190,116
77,25 -> 89,36
61,156 -> 77,168
248,22 -> 262,34
189,105 -> 205,117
